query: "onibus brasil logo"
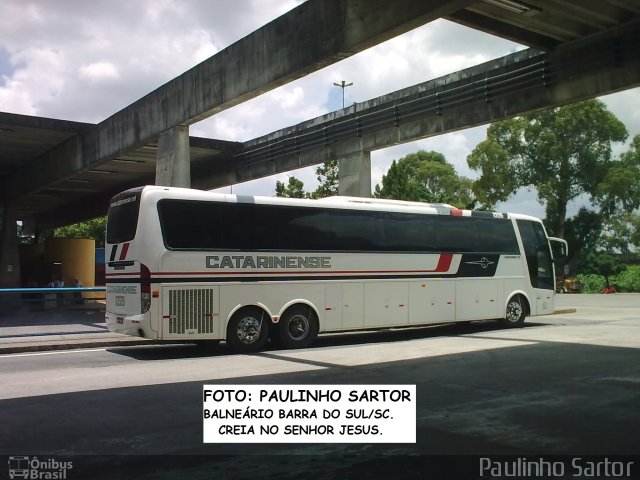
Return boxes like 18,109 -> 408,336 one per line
8,456 -> 73,479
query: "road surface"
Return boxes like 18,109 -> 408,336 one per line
1,294 -> 639,479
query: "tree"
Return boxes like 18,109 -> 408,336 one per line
53,217 -> 107,247
374,150 -> 475,208
275,160 -> 339,199
275,177 -> 306,198
583,251 -> 625,290
309,159 -> 339,199
374,158 -> 431,202
563,208 -> 602,261
564,136 -> 640,267
597,134 -> 640,215
597,212 -> 640,255
467,100 -> 632,237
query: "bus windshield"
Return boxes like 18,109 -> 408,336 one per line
106,188 -> 143,244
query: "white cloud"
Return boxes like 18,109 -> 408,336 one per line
0,78 -> 36,115
0,47 -> 66,114
272,86 -> 305,109
78,61 -> 119,83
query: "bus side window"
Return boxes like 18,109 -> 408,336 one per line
158,200 -> 222,249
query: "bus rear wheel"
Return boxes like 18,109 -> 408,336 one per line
226,307 -> 269,352
275,305 -> 318,349
501,295 -> 527,328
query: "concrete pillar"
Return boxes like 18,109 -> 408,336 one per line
0,201 -> 21,287
338,150 -> 371,197
156,125 -> 191,187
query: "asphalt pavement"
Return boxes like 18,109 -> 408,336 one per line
0,295 -> 581,354
0,301 -> 159,354
1,294 -> 638,480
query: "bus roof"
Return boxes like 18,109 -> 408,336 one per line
133,185 -> 541,222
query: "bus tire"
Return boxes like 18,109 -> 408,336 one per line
226,307 -> 269,352
501,295 -> 527,328
276,305 -> 318,349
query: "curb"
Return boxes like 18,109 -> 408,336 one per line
0,338 -> 167,355
553,308 -> 577,315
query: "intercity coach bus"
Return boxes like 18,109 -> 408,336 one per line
105,186 -> 567,352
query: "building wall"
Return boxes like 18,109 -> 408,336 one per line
43,238 -> 95,289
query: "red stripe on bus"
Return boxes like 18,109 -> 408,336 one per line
434,253 -> 453,272
105,254 -> 455,277
450,208 -> 463,216
107,268 -> 454,278
119,242 -> 130,260
154,269 -> 447,275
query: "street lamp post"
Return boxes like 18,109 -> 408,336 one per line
333,80 -> 353,109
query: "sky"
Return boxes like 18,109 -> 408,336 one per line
1,0 -> 639,219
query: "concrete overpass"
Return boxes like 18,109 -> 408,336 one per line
1,0 -> 640,286
202,21 -> 640,195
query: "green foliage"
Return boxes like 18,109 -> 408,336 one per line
563,208 -> 602,260
597,134 -> 640,214
576,265 -> 640,293
582,251 -> 625,287
575,274 -> 608,293
597,212 -> 640,255
309,159 -> 339,199
53,217 -> 107,247
613,265 -> 640,292
374,158 -> 431,201
467,99 -> 631,237
275,160 -> 339,199
375,150 -> 475,208
275,177 -> 306,198
467,136 -> 520,208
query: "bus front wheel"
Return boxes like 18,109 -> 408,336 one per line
501,295 -> 527,328
227,307 -> 269,352
275,305 -> 318,349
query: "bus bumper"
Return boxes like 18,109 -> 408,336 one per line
105,311 -> 155,338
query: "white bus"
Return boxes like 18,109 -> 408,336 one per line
105,185 -> 567,352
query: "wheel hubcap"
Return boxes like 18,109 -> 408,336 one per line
236,316 -> 261,344
506,301 -> 523,322
287,314 -> 309,340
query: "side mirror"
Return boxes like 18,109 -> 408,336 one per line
548,237 -> 568,260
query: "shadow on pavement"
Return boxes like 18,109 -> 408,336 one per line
1,336 -> 638,479
108,321 -> 551,361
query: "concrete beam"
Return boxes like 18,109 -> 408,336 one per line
33,181 -> 153,231
4,0 -> 473,201
200,19 -> 640,189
